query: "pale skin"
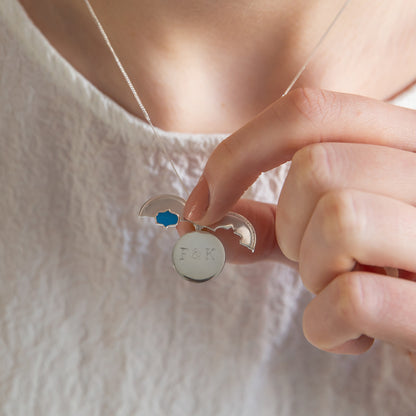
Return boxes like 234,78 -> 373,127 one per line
20,0 -> 416,366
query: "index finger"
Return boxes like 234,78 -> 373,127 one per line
183,88 -> 416,225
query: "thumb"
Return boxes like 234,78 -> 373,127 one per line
180,198 -> 294,265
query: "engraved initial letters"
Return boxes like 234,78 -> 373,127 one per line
205,248 -> 216,261
179,247 -> 188,261
191,249 -> 201,260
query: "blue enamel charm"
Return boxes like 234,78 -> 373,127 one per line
156,210 -> 179,228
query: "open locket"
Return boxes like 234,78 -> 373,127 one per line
139,195 -> 256,282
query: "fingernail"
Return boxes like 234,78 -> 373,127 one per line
184,175 -> 210,223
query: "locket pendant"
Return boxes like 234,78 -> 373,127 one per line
139,195 -> 256,283
172,230 -> 226,282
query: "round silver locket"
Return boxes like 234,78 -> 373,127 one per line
139,194 -> 256,282
172,231 -> 226,283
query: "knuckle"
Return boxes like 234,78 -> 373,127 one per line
332,273 -> 366,328
287,87 -> 338,126
291,143 -> 335,194
317,190 -> 363,249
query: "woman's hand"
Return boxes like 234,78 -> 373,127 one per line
183,88 -> 416,363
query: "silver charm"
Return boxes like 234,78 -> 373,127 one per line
138,195 -> 256,282
172,231 -> 226,282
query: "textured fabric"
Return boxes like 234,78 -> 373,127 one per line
1,1 -> 416,415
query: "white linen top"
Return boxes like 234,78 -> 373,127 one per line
1,1 -> 416,415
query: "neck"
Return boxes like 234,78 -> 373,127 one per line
86,0 -> 349,131
20,0 -> 416,133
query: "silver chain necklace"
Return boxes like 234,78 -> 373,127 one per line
83,0 -> 351,282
